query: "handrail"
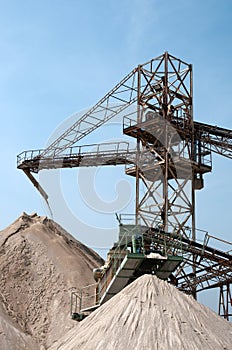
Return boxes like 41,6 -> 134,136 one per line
17,141 -> 133,167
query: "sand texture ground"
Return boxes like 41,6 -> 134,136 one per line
0,213 -> 103,349
50,275 -> 232,350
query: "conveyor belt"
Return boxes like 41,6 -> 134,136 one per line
96,253 -> 183,308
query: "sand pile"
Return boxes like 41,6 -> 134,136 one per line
0,302 -> 38,349
50,274 -> 232,350
0,213 -> 103,350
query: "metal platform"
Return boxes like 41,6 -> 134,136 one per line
80,252 -> 183,313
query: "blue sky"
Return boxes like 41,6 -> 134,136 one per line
0,0 -> 232,310
1,0 -> 232,238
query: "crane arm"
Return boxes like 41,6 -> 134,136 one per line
40,52 -> 193,159
17,142 -> 137,173
40,68 -> 138,158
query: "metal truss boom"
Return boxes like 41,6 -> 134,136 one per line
17,142 -> 136,172
40,68 -> 138,158
145,227 -> 232,294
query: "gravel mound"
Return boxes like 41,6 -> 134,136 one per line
0,213 -> 103,349
50,274 -> 232,350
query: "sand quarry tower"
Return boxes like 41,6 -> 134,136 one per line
17,52 -> 232,319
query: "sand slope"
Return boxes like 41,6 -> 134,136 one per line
0,213 -> 103,349
0,302 -> 38,350
50,275 -> 232,350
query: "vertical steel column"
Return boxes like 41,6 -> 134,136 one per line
163,52 -> 169,232
135,66 -> 141,225
190,63 -> 197,299
218,283 -> 232,321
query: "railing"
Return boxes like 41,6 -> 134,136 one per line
123,116 -> 137,129
116,213 -> 231,258
202,233 -> 232,256
70,291 -> 81,316
17,149 -> 43,166
78,283 -> 99,312
17,141 -> 132,167
123,115 -> 212,171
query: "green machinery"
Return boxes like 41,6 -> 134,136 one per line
71,223 -> 183,320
